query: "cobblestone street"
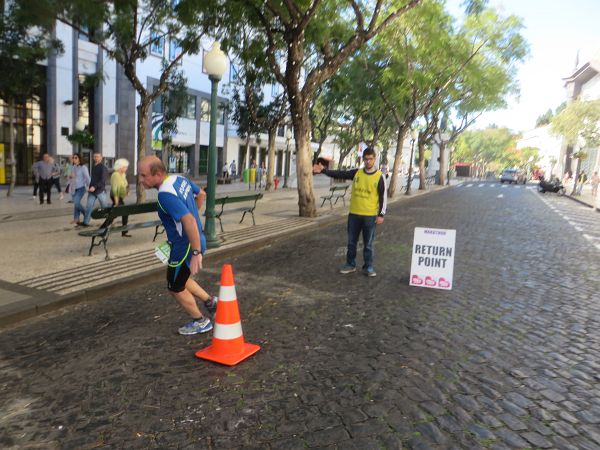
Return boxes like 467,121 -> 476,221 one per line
2,183 -> 600,449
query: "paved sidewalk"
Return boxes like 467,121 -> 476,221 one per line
565,182 -> 599,211
0,176 -> 440,326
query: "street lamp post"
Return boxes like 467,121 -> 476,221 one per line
283,128 -> 291,188
203,41 -> 227,249
405,129 -> 418,195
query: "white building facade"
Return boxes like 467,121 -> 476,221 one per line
560,51 -> 600,176
1,20 -> 326,186
516,125 -> 562,177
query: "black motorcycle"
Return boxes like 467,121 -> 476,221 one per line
538,176 -> 566,195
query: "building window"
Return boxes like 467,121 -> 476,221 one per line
152,94 -> 163,114
185,95 -> 196,120
217,103 -> 226,125
78,25 -> 89,41
150,31 -> 164,56
277,126 -> 285,137
0,66 -> 46,185
199,99 -> 226,124
200,99 -> 209,122
201,49 -> 208,74
271,84 -> 279,96
78,74 -> 94,133
169,39 -> 182,61
229,64 -> 239,84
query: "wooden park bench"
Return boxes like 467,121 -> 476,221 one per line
78,201 -> 164,260
320,184 -> 349,208
214,193 -> 263,232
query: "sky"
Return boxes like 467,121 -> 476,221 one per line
446,0 -> 600,133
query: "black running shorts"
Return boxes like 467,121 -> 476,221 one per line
167,262 -> 190,293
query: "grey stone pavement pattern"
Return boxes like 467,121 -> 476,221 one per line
1,180 -> 600,449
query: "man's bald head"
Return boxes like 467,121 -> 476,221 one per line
139,155 -> 166,175
138,156 -> 167,189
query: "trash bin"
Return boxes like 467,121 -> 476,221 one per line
249,168 -> 256,184
243,168 -> 249,183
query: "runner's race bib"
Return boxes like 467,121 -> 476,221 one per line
154,242 -> 171,265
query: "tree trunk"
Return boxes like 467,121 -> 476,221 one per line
245,135 -> 250,170
7,98 -> 16,197
418,141 -> 426,190
266,128 -> 276,191
438,140 -> 446,185
571,158 -> 580,196
388,126 -> 406,198
136,100 -> 150,203
290,100 -> 316,217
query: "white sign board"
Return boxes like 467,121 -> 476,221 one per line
410,227 -> 456,290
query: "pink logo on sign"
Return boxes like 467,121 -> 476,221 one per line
411,275 -> 423,285
438,278 -> 451,288
425,276 -> 436,286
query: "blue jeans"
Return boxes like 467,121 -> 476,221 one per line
72,187 -> 86,221
346,213 -> 377,270
83,191 -> 109,224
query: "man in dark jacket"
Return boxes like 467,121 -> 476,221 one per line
81,152 -> 109,226
32,153 -> 55,205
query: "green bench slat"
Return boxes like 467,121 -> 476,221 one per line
213,193 -> 263,232
91,201 -> 159,219
320,185 -> 349,208
80,201 -> 162,260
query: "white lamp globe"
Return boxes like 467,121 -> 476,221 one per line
204,41 -> 227,79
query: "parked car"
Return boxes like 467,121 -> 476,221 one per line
500,169 -> 526,184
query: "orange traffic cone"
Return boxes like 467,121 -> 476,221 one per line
195,264 -> 260,366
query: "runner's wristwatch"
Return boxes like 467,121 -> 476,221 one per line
191,249 -> 201,256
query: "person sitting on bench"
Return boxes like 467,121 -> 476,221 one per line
100,158 -> 132,237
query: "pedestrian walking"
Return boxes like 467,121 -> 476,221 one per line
81,152 -> 109,226
49,156 -> 64,200
101,158 -> 131,237
591,171 -> 599,198
257,161 -> 266,189
69,153 -> 90,224
222,162 -> 229,178
381,163 -> 389,180
32,153 -> 54,204
31,157 -> 41,198
313,146 -> 387,277
230,160 -> 237,179
138,155 -> 218,336
577,170 -> 587,195
563,171 -> 572,188
250,159 -> 257,189
63,155 -> 74,202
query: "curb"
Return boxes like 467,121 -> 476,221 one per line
0,213 -> 345,329
566,194 -> 599,212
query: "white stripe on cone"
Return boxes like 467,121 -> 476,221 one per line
219,285 -> 237,302
213,322 -> 244,340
